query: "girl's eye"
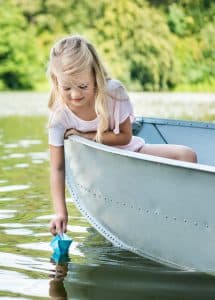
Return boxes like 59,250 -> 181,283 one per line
63,87 -> 71,91
79,85 -> 88,90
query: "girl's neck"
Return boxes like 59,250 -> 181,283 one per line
66,102 -> 97,121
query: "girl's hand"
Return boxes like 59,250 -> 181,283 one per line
49,213 -> 68,236
64,128 -> 80,139
64,128 -> 96,141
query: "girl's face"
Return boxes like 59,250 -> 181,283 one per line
57,69 -> 96,110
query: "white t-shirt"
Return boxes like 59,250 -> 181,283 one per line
48,79 -> 145,151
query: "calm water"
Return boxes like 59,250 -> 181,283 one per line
0,94 -> 215,299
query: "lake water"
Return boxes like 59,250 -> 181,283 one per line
0,93 -> 215,299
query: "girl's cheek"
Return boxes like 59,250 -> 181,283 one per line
60,91 -> 70,101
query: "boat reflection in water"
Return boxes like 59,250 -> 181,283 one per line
49,259 -> 215,300
49,234 -> 215,300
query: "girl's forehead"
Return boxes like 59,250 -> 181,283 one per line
57,70 -> 94,86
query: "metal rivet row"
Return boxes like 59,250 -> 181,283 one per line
74,183 -> 210,230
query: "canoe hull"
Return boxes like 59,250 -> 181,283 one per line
65,136 -> 215,272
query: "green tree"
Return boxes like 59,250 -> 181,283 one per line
0,3 -> 42,90
91,0 -> 178,90
1,0 -> 214,91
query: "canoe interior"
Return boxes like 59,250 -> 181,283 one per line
134,117 -> 215,166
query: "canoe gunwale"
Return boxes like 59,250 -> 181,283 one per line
138,116 -> 215,130
66,136 -> 215,174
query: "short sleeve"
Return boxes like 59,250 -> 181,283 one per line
107,79 -> 135,134
107,79 -> 129,101
113,100 -> 135,134
118,99 -> 134,124
48,110 -> 66,146
48,127 -> 65,146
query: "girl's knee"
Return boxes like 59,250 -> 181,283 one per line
188,149 -> 198,163
179,147 -> 197,163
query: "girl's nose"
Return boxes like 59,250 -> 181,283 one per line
70,88 -> 83,100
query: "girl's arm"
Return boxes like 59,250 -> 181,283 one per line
64,117 -> 132,146
49,145 -> 68,235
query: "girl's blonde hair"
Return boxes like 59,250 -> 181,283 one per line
47,35 -> 109,143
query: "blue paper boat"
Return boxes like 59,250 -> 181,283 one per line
50,233 -> 72,256
51,252 -> 70,264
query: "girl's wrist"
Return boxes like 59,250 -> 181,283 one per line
55,206 -> 68,216
55,211 -> 68,219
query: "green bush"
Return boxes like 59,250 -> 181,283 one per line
0,4 -> 42,90
173,20 -> 215,87
167,3 -> 194,36
0,0 -> 214,91
91,1 -> 178,90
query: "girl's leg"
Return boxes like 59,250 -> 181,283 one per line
139,144 -> 197,163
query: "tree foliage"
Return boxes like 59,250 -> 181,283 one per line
0,0 -> 214,91
0,2 -> 42,89
90,1 -> 178,90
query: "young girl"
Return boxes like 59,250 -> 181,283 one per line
47,35 -> 197,235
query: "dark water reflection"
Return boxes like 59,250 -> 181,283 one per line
51,235 -> 215,300
0,116 -> 215,299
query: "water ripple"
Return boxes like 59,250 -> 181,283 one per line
14,163 -> 29,168
0,223 -> 44,228
4,228 -> 33,236
18,139 -> 42,147
0,269 -> 49,297
7,153 -> 26,158
0,210 -> 16,220
17,241 -> 84,257
0,197 -> 16,202
0,185 -> 29,192
0,252 -> 51,274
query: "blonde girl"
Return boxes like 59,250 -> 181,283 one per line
47,35 -> 197,235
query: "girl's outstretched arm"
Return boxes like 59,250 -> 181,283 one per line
49,145 -> 68,235
64,117 -> 132,146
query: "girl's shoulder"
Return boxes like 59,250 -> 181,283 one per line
106,79 -> 129,102
48,101 -> 68,128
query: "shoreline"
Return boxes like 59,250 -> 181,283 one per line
0,91 -> 215,121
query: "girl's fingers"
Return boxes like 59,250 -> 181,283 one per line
64,131 -> 70,138
55,220 -> 63,235
49,220 -> 62,235
49,217 -> 68,236
62,221 -> 67,233
64,129 -> 76,138
49,221 -> 57,235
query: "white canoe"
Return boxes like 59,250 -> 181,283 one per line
64,117 -> 215,272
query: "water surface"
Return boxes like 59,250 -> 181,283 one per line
0,94 -> 215,299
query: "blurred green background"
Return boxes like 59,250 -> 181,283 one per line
0,0 -> 215,92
